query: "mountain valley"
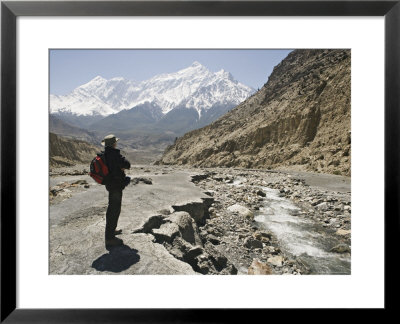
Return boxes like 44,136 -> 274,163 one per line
50,62 -> 254,161
49,50 -> 352,276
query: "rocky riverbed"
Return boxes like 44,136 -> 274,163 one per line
49,165 -> 350,275
193,168 -> 351,274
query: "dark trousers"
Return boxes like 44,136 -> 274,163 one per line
105,189 -> 123,240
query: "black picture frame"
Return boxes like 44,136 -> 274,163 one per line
1,0 -> 399,321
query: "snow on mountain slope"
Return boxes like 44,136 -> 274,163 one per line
50,62 -> 254,117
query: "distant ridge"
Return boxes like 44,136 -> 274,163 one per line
50,115 -> 99,144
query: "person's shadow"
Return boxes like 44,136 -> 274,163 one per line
92,244 -> 140,273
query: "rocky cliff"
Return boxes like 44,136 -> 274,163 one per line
50,132 -> 101,167
158,49 -> 351,176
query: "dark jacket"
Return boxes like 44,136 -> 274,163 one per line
104,146 -> 131,190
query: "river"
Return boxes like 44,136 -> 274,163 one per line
254,186 -> 350,274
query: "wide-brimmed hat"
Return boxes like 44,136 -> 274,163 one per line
101,134 -> 119,147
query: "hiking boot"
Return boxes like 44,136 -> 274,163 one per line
105,237 -> 123,247
114,229 -> 122,235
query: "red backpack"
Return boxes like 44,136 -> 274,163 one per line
89,152 -> 109,185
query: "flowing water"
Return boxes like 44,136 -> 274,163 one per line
233,179 -> 351,275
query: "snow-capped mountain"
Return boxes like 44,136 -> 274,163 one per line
50,61 -> 254,118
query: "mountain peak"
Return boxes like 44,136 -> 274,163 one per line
217,69 -> 232,77
75,75 -> 108,92
216,69 -> 236,83
186,61 -> 209,73
92,75 -> 106,82
191,61 -> 203,67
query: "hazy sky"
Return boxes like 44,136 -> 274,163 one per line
50,49 -> 292,95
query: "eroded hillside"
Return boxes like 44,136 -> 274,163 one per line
50,132 -> 101,167
158,49 -> 351,176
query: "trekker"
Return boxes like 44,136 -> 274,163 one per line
102,134 -> 131,248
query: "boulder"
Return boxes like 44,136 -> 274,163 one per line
336,229 -> 351,236
316,202 -> 329,211
152,222 -> 180,243
248,259 -> 273,275
207,234 -> 221,245
166,212 -> 198,245
330,243 -> 351,253
256,190 -> 266,197
244,237 -> 263,249
227,204 -> 254,219
267,255 -> 284,267
172,201 -> 208,225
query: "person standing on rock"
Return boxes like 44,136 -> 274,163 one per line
102,134 -> 131,248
